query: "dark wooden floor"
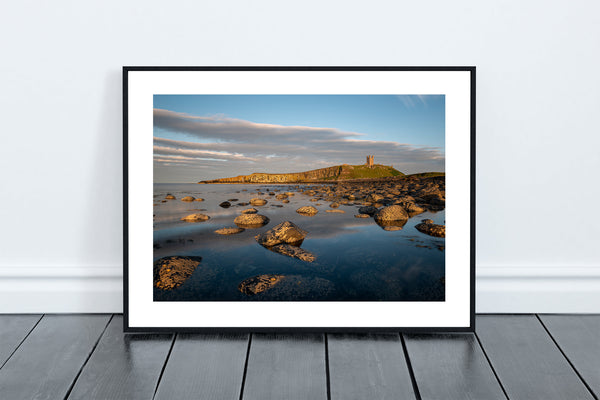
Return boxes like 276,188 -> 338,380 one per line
0,315 -> 598,400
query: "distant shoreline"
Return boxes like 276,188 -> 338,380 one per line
198,174 -> 444,185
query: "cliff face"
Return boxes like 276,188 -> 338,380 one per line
199,164 -> 403,184
200,165 -> 343,184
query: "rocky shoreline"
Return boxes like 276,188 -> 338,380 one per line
154,175 -> 445,297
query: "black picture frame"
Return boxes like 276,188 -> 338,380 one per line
123,66 -> 475,333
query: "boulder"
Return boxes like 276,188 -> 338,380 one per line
415,222 -> 446,238
234,214 -> 270,228
214,227 -> 245,235
271,244 -> 316,262
165,194 -> 176,200
398,201 -> 425,215
255,221 -> 307,247
250,198 -> 267,206
329,202 -> 340,208
366,193 -> 384,202
181,213 -> 210,222
374,205 -> 409,223
153,256 -> 202,290
241,208 -> 258,214
238,274 -> 285,295
219,201 -> 231,208
296,206 -> 318,216
181,196 -> 195,202
275,193 -> 288,200
194,198 -> 205,202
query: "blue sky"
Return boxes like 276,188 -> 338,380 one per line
153,95 -> 445,183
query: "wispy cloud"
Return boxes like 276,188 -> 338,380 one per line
153,108 -> 444,182
154,108 -> 364,143
397,95 -> 433,109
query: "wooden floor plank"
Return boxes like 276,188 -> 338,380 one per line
66,315 -> 173,400
0,314 -> 111,400
476,315 -> 594,400
404,333 -> 506,400
154,333 -> 249,400
242,333 -> 327,400
0,314 -> 41,368
539,314 -> 600,398
328,333 -> 416,400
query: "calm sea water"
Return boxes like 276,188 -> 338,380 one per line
153,183 -> 445,301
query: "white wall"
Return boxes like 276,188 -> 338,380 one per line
1,0 -> 599,313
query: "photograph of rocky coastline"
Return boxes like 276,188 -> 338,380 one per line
152,95 -> 446,301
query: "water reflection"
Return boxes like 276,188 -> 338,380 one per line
153,183 -> 445,302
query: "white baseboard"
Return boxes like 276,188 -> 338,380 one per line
1,266 -> 599,314
0,267 -> 123,313
476,266 -> 600,313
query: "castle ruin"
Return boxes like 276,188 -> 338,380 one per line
366,155 -> 374,168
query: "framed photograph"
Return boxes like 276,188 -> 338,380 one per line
124,67 -> 475,332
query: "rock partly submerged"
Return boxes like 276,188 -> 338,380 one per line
296,206 -> 318,216
271,244 -> 316,262
214,227 -> 245,235
255,221 -> 307,247
415,220 -> 446,238
326,209 -> 345,213
374,205 -> 409,224
238,274 -> 285,295
398,200 -> 425,216
165,194 -> 176,200
181,196 -> 195,202
181,213 -> 210,222
241,208 -> 258,214
234,213 -> 270,228
250,198 -> 267,206
219,201 -> 231,208
153,256 -> 202,290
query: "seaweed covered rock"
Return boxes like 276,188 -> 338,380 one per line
153,256 -> 202,290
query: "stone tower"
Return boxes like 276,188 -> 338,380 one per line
366,155 -> 374,168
